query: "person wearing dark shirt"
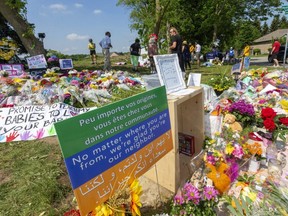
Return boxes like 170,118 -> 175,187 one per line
130,38 -> 141,72
182,41 -> 191,70
169,27 -> 185,72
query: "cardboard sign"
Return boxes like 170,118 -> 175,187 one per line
243,57 -> 250,70
187,73 -> 201,87
26,54 -> 47,69
231,63 -> 242,75
0,103 -> 91,143
0,64 -> 24,77
153,54 -> 186,94
59,59 -> 73,70
54,86 -> 173,216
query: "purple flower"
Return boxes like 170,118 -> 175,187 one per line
229,100 -> 255,116
183,184 -> 201,204
174,194 -> 184,205
226,161 -> 239,182
203,186 -> 219,200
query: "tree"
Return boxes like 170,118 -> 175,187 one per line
279,16 -> 288,29
118,0 -> 282,53
0,0 -> 45,56
117,0 -> 173,52
270,15 -> 280,32
262,22 -> 269,35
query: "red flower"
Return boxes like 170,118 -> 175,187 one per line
263,118 -> 276,131
261,107 -> 277,119
63,209 -> 81,216
279,117 -> 288,126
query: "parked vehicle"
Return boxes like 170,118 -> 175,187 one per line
268,45 -> 288,63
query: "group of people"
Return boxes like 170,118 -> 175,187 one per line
88,31 -> 113,71
128,27 -> 201,74
88,27 -> 203,73
169,27 -> 202,72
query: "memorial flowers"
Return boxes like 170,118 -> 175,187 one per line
228,100 -> 255,128
93,179 -> 142,216
259,107 -> 288,141
207,70 -> 235,93
171,182 -> 219,216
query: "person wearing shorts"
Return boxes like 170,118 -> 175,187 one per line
271,39 -> 280,67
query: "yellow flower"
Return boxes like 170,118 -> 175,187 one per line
129,179 -> 142,216
279,99 -> 288,112
95,203 -> 113,216
242,187 -> 257,202
225,142 -> 234,155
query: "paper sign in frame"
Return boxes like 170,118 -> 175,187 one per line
153,54 -> 186,94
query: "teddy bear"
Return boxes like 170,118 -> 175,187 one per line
223,113 -> 243,132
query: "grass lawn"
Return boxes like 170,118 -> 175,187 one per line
0,54 -> 270,215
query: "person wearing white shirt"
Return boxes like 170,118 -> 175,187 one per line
99,31 -> 113,71
195,42 -> 201,67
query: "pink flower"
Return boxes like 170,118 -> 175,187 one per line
232,144 -> 244,159
183,183 -> 201,204
174,194 -> 184,205
203,186 -> 219,200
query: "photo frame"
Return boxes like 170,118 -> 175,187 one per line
153,54 -> 186,94
59,59 -> 73,70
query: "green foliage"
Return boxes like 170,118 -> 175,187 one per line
253,48 -> 261,55
207,68 -> 235,91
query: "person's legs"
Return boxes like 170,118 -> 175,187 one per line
106,49 -> 111,71
103,49 -> 109,71
90,50 -> 96,64
272,53 -> 279,66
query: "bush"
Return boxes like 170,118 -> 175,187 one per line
253,48 -> 261,55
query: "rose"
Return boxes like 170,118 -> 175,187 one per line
279,117 -> 288,126
261,107 -> 277,119
263,118 -> 276,131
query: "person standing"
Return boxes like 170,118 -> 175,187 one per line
169,27 -> 185,72
271,38 -> 280,67
88,38 -> 96,64
189,42 -> 195,64
195,42 -> 201,67
182,41 -> 191,70
148,34 -> 158,73
130,38 -> 141,72
99,31 -> 113,71
229,47 -> 235,64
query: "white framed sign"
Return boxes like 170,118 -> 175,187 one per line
59,59 -> 73,70
26,54 -> 47,69
153,54 -> 186,94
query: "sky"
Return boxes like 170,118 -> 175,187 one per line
26,0 -> 138,55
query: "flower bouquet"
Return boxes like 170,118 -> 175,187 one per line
207,70 -> 235,95
259,107 -> 288,142
171,182 -> 219,216
228,100 -> 256,128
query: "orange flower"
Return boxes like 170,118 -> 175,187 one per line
206,162 -> 231,194
247,142 -> 262,156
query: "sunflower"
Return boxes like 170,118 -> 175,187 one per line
129,179 -> 142,216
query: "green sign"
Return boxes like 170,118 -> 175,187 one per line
55,86 -> 168,158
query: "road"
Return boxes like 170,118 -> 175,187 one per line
249,56 -> 270,67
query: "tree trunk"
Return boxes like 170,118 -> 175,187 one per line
0,0 -> 46,56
